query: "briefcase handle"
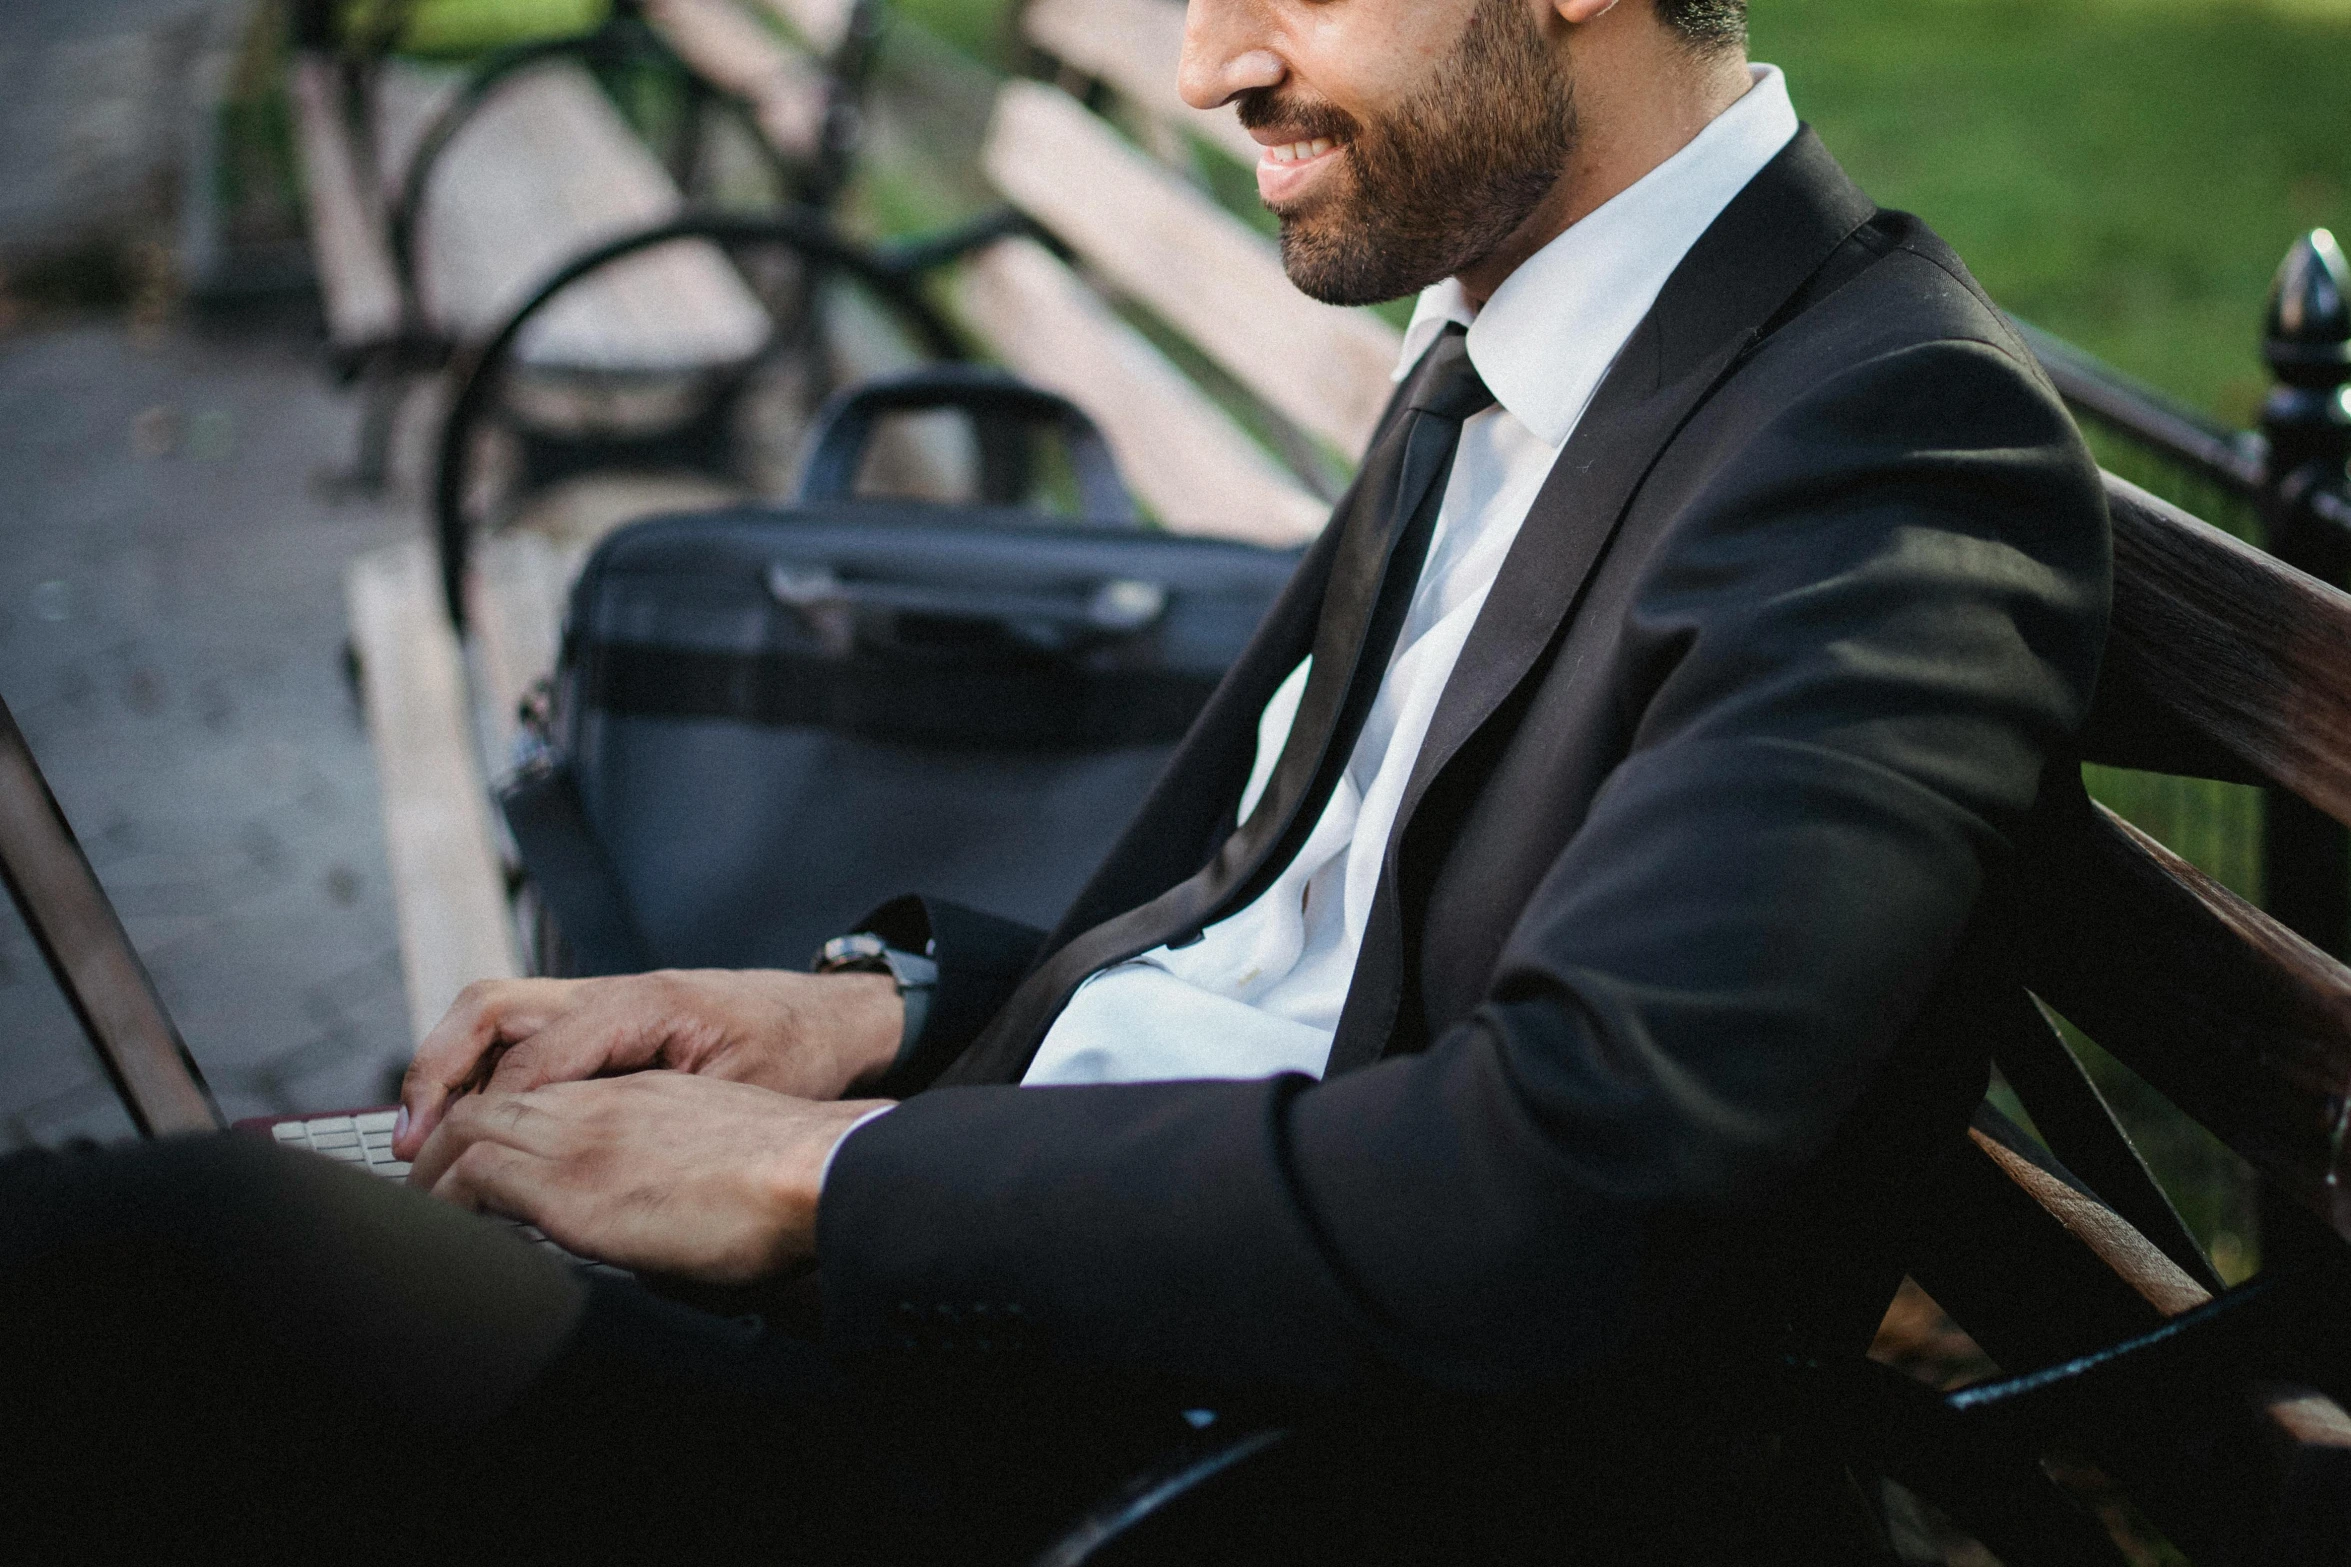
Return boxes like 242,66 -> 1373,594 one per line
797,366 -> 1143,526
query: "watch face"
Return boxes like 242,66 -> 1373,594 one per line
812,932 -> 935,989
816,932 -> 890,972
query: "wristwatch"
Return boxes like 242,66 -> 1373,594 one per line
813,932 -> 937,1070
813,931 -> 938,991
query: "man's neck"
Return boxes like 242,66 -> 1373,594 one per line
1456,43 -> 1755,308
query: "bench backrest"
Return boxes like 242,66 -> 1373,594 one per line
1874,474 -> 2351,1559
2047,476 -> 2351,1238
1021,0 -> 1259,166
374,57 -> 770,368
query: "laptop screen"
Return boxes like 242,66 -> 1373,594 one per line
0,689 -> 223,1138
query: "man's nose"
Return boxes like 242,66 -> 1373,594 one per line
1179,0 -> 1285,111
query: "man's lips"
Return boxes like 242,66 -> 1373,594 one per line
1255,135 -> 1344,206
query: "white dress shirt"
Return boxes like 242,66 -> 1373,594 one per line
1017,68 -> 1801,1088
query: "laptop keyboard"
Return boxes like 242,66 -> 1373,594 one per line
270,1109 -> 598,1264
271,1110 -> 407,1178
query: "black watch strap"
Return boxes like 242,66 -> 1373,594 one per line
813,932 -> 938,1073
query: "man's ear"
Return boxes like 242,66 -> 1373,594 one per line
1553,0 -> 1624,22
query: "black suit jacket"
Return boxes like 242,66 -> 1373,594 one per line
818,131 -> 2110,1407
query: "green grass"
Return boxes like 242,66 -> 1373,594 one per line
1752,0 -> 2351,426
890,0 -> 1022,67
358,0 -> 610,56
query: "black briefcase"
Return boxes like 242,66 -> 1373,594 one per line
499,366 -> 1308,977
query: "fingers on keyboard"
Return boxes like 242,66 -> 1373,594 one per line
269,1114 -> 409,1178
266,1115 -> 586,1265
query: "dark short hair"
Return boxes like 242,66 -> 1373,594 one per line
1655,0 -> 1747,50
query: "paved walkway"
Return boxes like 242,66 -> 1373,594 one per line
0,308 -> 412,1146
0,0 -> 225,269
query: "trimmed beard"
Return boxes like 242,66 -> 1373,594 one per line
1242,0 -> 1578,307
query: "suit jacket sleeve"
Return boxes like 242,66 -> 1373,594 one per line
816,334 -> 2111,1398
846,896 -> 1046,1095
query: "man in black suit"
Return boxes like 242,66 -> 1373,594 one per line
2,0 -> 2105,1559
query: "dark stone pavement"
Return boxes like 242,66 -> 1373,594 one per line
0,0 -> 226,269
0,306 -> 413,1146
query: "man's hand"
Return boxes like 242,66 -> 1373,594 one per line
410,1072 -> 889,1283
393,970 -> 902,1162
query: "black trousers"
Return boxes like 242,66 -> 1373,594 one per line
0,1136 -> 1908,1567
0,1135 -> 1190,1567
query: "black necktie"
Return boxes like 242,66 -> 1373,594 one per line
944,325 -> 1496,1084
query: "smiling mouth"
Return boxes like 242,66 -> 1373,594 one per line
1263,137 -> 1339,165
1246,97 -> 1355,209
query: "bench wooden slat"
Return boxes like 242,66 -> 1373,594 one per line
1952,1122 -> 2349,1563
286,55 -> 403,353
1969,1122 -> 2212,1320
956,235 -> 1328,545
375,60 -> 770,371
1910,1114 -> 2181,1378
985,80 -> 1401,459
2251,1383 -> 2351,1562
468,530 -> 579,766
642,0 -> 826,159
1910,1114 -> 2351,1561
347,540 -> 520,1044
821,279 -> 983,499
2020,791 -> 2351,1243
1020,0 -> 1262,168
369,60 -> 461,218
2089,475 -> 2351,823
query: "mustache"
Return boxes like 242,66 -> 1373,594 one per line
1233,87 -> 1362,145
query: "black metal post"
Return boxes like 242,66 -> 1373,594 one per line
2258,230 -> 2351,960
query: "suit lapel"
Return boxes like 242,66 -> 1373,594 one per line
1322,130 -> 1880,1076
1396,130 -> 1877,842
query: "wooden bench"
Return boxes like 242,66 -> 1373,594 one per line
432,0 -> 1387,570
1786,474 -> 2351,1564
372,55 -> 769,367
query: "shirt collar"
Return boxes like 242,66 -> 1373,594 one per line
1391,64 -> 1801,449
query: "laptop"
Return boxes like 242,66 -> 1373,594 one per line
0,687 -> 584,1256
